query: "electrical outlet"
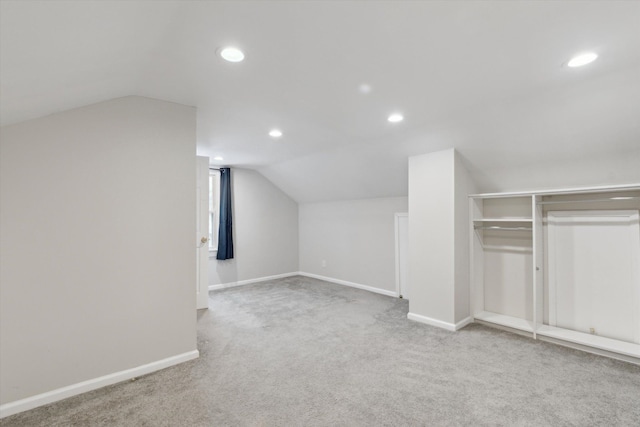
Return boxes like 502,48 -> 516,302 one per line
589,327 -> 596,335
321,260 -> 326,268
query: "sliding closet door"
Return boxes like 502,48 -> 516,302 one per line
547,210 -> 640,344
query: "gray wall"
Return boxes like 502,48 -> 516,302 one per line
408,149 -> 455,323
299,197 -> 408,293
408,148 -> 474,328
209,168 -> 299,286
454,153 -> 477,323
0,96 -> 197,404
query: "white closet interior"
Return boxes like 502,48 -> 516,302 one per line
470,184 -> 640,364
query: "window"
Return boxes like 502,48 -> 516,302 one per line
209,171 -> 220,253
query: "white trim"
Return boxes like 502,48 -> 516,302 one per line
407,312 -> 472,331
470,183 -> 640,199
196,156 -> 210,310
474,318 -> 535,339
532,195 -> 544,339
537,325 -> 640,359
394,214 -> 401,298
298,272 -> 398,298
455,316 -> 474,330
394,212 -> 408,299
536,334 -> 640,366
0,350 -> 199,419
208,170 -> 220,253
474,311 -> 534,333
208,272 -> 299,291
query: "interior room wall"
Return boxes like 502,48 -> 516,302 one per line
476,149 -> 640,194
298,197 -> 408,295
408,150 -> 456,325
408,148 -> 473,330
0,97 -> 198,407
454,154 -> 477,323
208,168 -> 299,286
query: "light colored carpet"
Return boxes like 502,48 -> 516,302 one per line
2,275 -> 639,426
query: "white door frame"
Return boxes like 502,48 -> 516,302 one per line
395,212 -> 408,299
196,156 -> 210,310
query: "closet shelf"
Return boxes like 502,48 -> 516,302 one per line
474,311 -> 534,333
538,196 -> 640,205
479,244 -> 532,253
474,226 -> 532,231
470,185 -> 640,364
473,219 -> 533,231
473,218 -> 532,223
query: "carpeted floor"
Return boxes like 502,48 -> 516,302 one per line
2,275 -> 639,426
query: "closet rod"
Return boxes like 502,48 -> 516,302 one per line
538,196 -> 639,205
474,226 -> 532,231
209,167 -> 220,171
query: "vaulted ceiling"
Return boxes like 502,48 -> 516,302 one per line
2,1 -> 639,202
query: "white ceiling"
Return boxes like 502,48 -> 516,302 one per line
2,1 -> 639,202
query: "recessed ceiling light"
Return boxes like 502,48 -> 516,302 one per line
388,113 -> 404,123
567,52 -> 598,67
269,129 -> 283,138
214,156 -> 224,161
359,84 -> 372,94
220,47 -> 245,62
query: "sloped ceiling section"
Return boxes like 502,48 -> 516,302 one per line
2,1 -> 639,202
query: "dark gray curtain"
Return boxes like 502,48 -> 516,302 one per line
216,168 -> 234,260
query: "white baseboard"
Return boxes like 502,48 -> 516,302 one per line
455,316 -> 474,330
407,313 -> 472,332
208,272 -> 298,291
298,272 -> 398,298
0,350 -> 199,419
